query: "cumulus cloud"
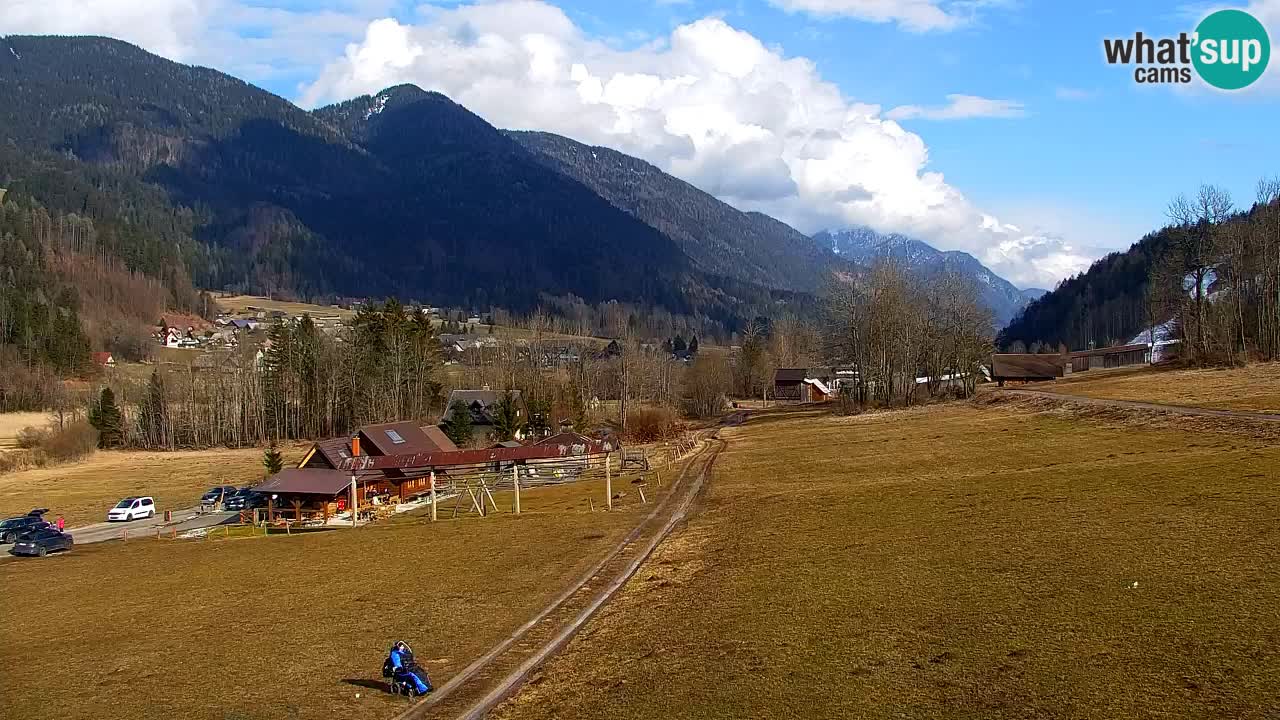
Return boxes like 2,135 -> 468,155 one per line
2,0 -> 209,60
301,1 -> 1080,287
886,93 -> 1026,120
0,0 -> 387,82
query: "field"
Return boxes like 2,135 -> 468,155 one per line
214,294 -> 607,345
1051,362 -> 1280,414
0,462 -> 671,720
216,294 -> 356,320
492,402 -> 1280,719
0,411 -> 49,452
0,444 -> 308,527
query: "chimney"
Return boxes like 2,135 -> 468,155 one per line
351,436 -> 360,457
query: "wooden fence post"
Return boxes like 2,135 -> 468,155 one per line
513,465 -> 521,515
605,452 -> 613,510
430,471 -> 438,523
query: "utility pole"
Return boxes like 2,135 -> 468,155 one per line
605,452 -> 613,511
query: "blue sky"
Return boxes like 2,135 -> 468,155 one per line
5,0 -> 1280,288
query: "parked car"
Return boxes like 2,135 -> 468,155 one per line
200,486 -> 239,510
0,515 -> 50,544
9,528 -> 74,557
107,496 -> 156,522
224,487 -> 265,511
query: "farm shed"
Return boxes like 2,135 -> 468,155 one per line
773,368 -> 835,402
1070,344 -> 1149,373
990,354 -> 1067,386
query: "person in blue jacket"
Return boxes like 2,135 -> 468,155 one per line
384,641 -> 432,696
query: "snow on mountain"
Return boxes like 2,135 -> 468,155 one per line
815,226 -> 1032,327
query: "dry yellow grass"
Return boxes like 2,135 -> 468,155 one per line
492,403 -> 1280,720
0,412 -> 50,451
1053,362 -> 1280,413
0,469 -> 673,720
0,444 -> 308,526
216,294 -> 357,320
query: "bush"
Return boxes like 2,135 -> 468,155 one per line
12,420 -> 98,465
625,406 -> 678,443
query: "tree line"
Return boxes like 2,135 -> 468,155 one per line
1147,181 -> 1280,364
87,301 -> 444,449
1000,179 -> 1280,364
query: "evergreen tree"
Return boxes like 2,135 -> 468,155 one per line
688,335 -> 699,356
442,400 -> 473,448
526,397 -> 552,439
137,370 -> 169,449
567,382 -> 589,433
672,334 -> 687,356
491,388 -> 526,442
90,387 -> 123,448
262,441 -> 285,476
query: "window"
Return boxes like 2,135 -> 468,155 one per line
385,430 -> 406,444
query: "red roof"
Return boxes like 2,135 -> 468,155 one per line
91,352 -> 114,365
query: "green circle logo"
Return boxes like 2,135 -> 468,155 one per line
1193,9 -> 1270,90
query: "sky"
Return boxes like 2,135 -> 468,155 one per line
4,0 -> 1280,289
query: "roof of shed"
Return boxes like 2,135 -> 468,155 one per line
253,469 -> 352,496
991,354 -> 1065,379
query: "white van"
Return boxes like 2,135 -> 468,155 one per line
107,496 -> 156,522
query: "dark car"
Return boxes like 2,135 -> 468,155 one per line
224,487 -> 266,511
9,528 -> 73,557
0,515 -> 50,544
199,485 -> 239,510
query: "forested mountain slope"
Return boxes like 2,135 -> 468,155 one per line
0,36 -> 799,328
509,130 -> 848,293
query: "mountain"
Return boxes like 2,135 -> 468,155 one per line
0,36 -> 802,330
815,227 -> 1030,326
508,131 -> 848,293
997,228 -> 1170,351
1021,288 -> 1049,302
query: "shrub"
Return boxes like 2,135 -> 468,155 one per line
625,406 -> 678,443
12,420 -> 98,466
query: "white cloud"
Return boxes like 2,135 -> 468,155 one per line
886,93 -> 1026,120
1,0 -> 210,60
0,0 -> 389,82
767,0 -> 965,31
301,1 -> 1086,288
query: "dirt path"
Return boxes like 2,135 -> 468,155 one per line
393,433 -> 727,720
1002,388 -> 1280,422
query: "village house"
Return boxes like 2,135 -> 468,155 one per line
442,389 -> 529,444
91,352 -> 116,368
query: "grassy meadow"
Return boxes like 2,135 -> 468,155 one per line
492,401 -> 1280,720
0,444 -> 308,527
0,463 -> 670,720
1051,362 -> 1280,414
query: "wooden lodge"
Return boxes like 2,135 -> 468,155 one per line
278,421 -> 461,516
